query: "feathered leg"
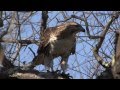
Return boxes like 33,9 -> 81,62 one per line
61,56 -> 69,73
44,56 -> 54,72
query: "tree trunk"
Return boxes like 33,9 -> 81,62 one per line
112,31 -> 120,79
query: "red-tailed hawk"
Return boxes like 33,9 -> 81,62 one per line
31,22 -> 85,72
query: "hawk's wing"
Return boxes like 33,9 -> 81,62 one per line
71,39 -> 76,54
37,23 -> 77,55
37,27 -> 58,56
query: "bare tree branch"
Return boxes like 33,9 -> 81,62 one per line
40,11 -> 48,32
93,12 -> 119,68
0,11 -> 3,27
0,68 -> 71,79
83,12 -> 102,39
0,39 -> 38,45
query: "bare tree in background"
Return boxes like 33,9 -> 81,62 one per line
0,11 -> 119,79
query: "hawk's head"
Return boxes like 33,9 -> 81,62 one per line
65,22 -> 85,34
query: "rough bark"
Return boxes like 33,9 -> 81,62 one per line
97,31 -> 120,79
112,31 -> 120,79
0,11 -> 3,27
0,67 -> 72,79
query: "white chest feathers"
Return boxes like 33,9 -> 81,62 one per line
49,34 -> 57,43
48,34 -> 75,56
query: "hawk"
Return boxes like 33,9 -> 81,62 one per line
31,22 -> 85,72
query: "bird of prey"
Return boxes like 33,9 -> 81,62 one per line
31,22 -> 85,72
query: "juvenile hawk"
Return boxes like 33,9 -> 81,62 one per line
31,22 -> 85,72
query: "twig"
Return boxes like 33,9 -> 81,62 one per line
83,12 -> 102,39
28,47 -> 36,57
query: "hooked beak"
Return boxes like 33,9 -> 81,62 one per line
75,24 -> 85,32
73,26 -> 85,34
78,26 -> 85,32
80,28 -> 85,32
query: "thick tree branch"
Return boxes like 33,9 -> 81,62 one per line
111,29 -> 120,78
93,12 -> 119,68
40,11 -> 48,33
0,39 -> 39,45
0,67 -> 71,79
0,11 -> 3,27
